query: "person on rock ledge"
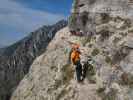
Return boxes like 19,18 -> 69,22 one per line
70,43 -> 83,83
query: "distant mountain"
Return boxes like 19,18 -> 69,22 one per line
0,48 -> 3,54
0,20 -> 67,100
0,41 -> 21,57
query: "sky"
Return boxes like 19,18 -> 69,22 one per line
0,0 -> 73,47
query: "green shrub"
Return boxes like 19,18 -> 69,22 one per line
47,64 -> 73,94
97,87 -> 105,93
73,0 -> 78,10
113,37 -> 121,43
100,29 -> 110,41
128,27 -> 133,33
91,48 -> 100,56
105,56 -> 112,64
100,13 -> 110,23
68,14 -> 77,30
61,64 -> 74,85
56,89 -> 68,100
68,0 -> 78,30
124,19 -> 131,28
112,47 -> 129,64
81,37 -> 91,46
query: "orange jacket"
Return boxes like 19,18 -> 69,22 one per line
71,49 -> 80,64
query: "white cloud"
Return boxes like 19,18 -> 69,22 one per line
0,0 -> 64,32
0,0 -> 65,46
0,0 -> 65,34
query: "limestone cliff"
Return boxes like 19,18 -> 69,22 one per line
11,25 -> 133,100
11,27 -> 101,100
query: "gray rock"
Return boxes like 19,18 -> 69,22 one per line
124,37 -> 133,49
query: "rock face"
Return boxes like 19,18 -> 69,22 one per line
69,0 -> 133,33
10,0 -> 133,100
11,27 -> 102,100
69,0 -> 133,99
0,20 -> 67,100
11,25 -> 133,100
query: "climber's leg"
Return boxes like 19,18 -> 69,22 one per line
75,60 -> 82,82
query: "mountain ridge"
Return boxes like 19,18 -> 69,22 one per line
0,20 -> 67,100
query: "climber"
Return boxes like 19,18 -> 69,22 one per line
70,43 -> 83,82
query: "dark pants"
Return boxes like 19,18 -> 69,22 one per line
75,60 -> 82,82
